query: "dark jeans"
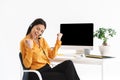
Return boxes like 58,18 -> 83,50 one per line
29,60 -> 80,80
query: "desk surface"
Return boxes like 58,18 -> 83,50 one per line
50,55 -> 103,65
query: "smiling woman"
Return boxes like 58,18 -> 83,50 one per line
20,18 -> 80,80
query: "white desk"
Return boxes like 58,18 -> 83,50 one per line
102,57 -> 120,80
50,55 -> 103,80
50,55 -> 103,65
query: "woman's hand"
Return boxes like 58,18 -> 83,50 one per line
25,39 -> 33,49
57,33 -> 63,40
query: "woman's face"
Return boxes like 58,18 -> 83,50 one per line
30,24 -> 45,39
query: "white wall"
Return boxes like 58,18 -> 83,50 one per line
0,0 -> 120,80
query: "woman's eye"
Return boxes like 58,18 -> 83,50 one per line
37,28 -> 40,31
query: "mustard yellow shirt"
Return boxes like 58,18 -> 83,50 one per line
20,35 -> 61,70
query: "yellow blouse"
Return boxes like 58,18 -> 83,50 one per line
20,35 -> 61,70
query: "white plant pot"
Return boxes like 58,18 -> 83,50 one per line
99,45 -> 111,56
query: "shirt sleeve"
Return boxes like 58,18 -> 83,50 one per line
42,38 -> 62,59
20,39 -> 33,69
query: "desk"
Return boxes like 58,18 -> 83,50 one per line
102,57 -> 120,80
50,55 -> 103,65
50,55 -> 103,80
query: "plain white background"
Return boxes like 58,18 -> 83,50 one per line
0,0 -> 120,80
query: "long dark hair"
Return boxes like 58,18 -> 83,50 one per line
26,18 -> 46,35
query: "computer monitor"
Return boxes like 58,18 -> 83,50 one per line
60,23 -> 94,54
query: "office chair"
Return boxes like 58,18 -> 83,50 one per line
19,52 -> 43,80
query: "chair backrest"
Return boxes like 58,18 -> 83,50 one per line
19,52 -> 30,80
19,52 -> 29,70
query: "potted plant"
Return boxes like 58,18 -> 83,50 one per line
94,27 -> 116,56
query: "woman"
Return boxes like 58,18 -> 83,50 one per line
20,18 -> 80,80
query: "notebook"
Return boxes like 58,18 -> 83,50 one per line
84,52 -> 114,59
86,54 -> 114,59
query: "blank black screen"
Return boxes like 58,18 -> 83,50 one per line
60,23 -> 93,46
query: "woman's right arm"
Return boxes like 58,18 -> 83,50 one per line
20,39 -> 33,69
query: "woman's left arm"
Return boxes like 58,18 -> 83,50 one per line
44,33 -> 63,59
47,39 -> 62,59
